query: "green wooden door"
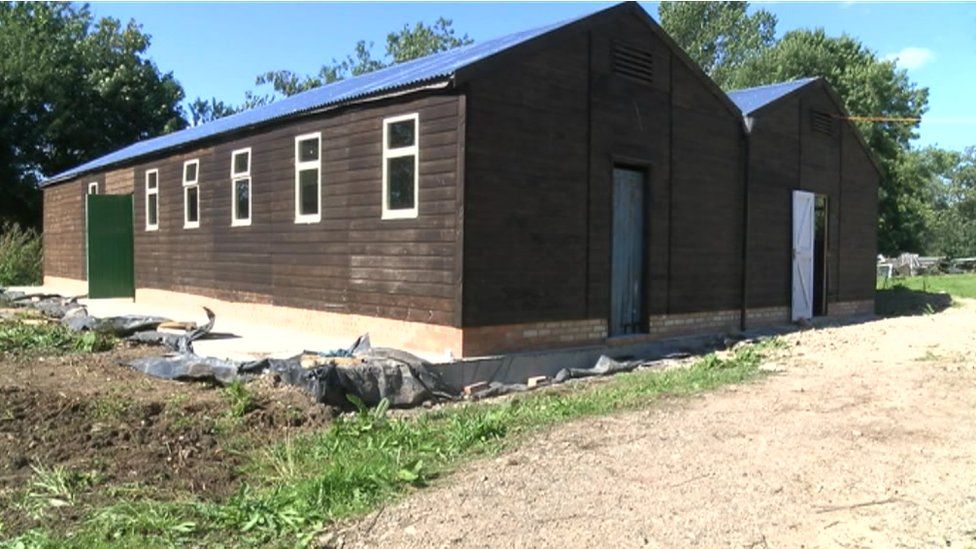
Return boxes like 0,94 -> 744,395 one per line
87,194 -> 135,298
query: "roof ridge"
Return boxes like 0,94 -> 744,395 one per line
727,76 -> 819,95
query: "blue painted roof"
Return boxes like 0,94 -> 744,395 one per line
44,7 -> 605,185
727,77 -> 819,115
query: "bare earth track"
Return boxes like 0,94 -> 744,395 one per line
344,302 -> 976,547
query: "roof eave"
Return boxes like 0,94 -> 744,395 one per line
41,77 -> 454,188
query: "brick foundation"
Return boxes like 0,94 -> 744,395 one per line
462,318 -> 607,356
744,306 -> 790,327
647,309 -> 741,339
827,299 -> 875,317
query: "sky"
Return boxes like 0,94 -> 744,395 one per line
86,1 -> 976,151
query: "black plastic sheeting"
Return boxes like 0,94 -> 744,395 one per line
1,288 -> 686,410
127,335 -> 454,408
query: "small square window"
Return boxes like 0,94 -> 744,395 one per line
147,171 -> 158,189
88,182 -> 99,195
298,138 -> 319,162
184,160 -> 198,184
232,149 -> 250,176
387,120 -> 416,149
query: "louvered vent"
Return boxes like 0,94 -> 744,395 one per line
612,42 -> 654,85
811,110 -> 834,136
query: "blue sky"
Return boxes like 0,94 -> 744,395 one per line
87,2 -> 976,151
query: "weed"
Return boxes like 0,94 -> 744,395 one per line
86,501 -> 198,544
0,321 -> 116,355
222,381 -> 256,418
90,395 -> 131,421
0,223 -> 42,286
73,331 -> 115,353
18,465 -> 98,519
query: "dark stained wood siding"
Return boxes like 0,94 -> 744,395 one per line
744,84 -> 879,309
462,9 -> 746,327
45,94 -> 462,325
42,179 -> 87,280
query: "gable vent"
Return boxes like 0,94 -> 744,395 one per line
811,110 -> 834,136
612,41 -> 654,85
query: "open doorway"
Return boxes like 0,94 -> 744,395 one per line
791,191 -> 828,321
812,195 -> 828,316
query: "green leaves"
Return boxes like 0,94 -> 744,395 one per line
251,18 -> 472,102
659,1 -> 777,89
0,3 -> 185,227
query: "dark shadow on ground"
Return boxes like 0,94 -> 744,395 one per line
875,286 -> 953,317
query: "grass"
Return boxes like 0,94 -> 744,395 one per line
877,273 -> 976,299
1,338 -> 783,548
0,320 -> 115,355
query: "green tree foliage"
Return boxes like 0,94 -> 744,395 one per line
658,1 -> 777,89
0,2 -> 186,228
728,29 -> 929,254
187,97 -> 239,126
918,147 -> 976,257
253,18 -> 472,102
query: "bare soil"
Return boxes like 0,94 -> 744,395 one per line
341,302 -> 976,547
0,342 -> 333,535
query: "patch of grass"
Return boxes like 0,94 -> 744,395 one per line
878,273 -> 976,299
0,222 -> 42,286
4,339 -> 782,547
15,465 -> 100,521
0,321 -> 116,355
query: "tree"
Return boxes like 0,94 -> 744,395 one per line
187,97 -> 239,126
0,2 -> 185,228
728,29 -> 930,254
918,147 -> 976,257
254,18 -> 472,100
658,1 -> 776,89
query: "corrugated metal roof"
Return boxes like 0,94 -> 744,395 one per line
727,77 -> 819,115
44,7 -> 603,186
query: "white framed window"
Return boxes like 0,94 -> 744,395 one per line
87,182 -> 99,195
294,132 -> 321,223
183,159 -> 200,229
231,147 -> 251,227
145,169 -> 159,231
382,113 -> 419,219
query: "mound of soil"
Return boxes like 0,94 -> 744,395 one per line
0,344 -> 334,535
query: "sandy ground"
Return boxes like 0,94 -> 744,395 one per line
342,302 -> 976,548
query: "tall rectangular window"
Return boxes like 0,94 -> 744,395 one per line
231,148 -> 251,226
294,132 -> 321,223
382,113 -> 419,219
145,169 -> 159,231
183,159 -> 200,229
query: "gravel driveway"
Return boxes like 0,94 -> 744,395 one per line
341,301 -> 976,548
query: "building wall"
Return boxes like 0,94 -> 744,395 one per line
462,10 -> 746,334
43,93 -> 464,328
42,179 -> 86,281
744,84 -> 879,316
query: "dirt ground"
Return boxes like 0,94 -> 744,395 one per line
0,341 -> 333,535
342,302 -> 976,548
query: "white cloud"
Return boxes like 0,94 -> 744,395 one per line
884,47 -> 935,70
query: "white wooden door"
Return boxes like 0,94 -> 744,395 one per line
792,190 -> 815,321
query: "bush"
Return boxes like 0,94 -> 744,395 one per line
0,222 -> 42,286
